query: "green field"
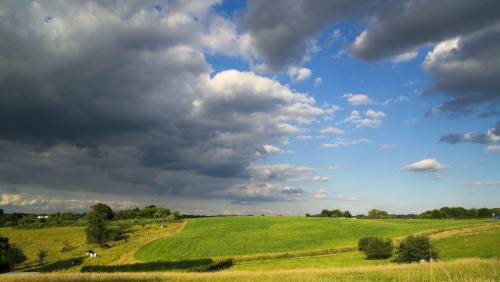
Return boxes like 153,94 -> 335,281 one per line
136,216 -> 493,261
1,216 -> 499,281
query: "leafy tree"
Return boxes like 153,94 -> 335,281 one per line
394,235 -> 438,263
0,236 -> 27,273
172,211 -> 182,220
89,203 -> 114,220
37,249 -> 48,265
364,238 -> 393,259
358,236 -> 393,259
368,209 -> 389,218
85,211 -> 110,248
343,211 -> 352,218
358,236 -> 377,252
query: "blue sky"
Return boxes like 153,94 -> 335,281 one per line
0,0 -> 499,215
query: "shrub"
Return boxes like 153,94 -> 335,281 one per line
358,236 -> 377,252
394,235 -> 438,263
37,249 -> 48,265
365,238 -> 393,259
61,239 -> 74,252
358,236 -> 393,259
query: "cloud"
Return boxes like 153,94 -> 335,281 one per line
263,145 -> 282,154
335,194 -> 359,201
313,188 -> 328,199
249,164 -> 315,182
327,165 -> 344,171
380,144 -> 396,150
485,145 -> 500,153
239,1 -> 500,114
239,1 -> 387,70
469,180 -> 500,188
350,1 -> 500,61
343,93 -> 373,106
0,193 -> 135,211
391,51 -> 418,63
305,176 -> 330,182
422,25 -> 500,115
224,183 -> 305,204
345,110 -> 385,128
288,67 -> 312,82
314,77 -> 323,87
0,1 -> 323,200
322,138 -> 370,148
402,158 -> 447,172
440,122 -> 500,144
319,127 -> 345,135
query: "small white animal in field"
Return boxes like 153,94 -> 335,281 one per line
86,250 -> 97,258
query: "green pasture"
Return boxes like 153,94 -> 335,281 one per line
136,216 -> 492,261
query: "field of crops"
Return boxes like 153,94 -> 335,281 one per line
136,216 -> 492,261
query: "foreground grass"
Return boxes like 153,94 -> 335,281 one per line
137,216 -> 492,261
0,221 -> 184,272
2,258 -> 498,281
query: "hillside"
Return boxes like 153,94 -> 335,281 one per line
136,216 -> 494,261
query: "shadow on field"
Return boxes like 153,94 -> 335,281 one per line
80,258 -> 234,272
27,256 -> 84,272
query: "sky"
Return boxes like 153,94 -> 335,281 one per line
0,0 -> 499,215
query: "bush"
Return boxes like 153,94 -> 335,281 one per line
394,235 -> 438,263
37,249 -> 48,264
358,236 -> 393,259
358,236 -> 377,252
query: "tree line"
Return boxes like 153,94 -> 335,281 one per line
308,207 -> 500,219
0,204 -> 182,228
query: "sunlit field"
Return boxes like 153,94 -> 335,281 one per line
136,216 -> 494,261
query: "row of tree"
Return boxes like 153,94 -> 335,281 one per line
0,204 -> 182,228
309,207 -> 500,219
307,209 -> 352,218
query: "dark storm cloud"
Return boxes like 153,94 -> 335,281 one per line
241,0 -> 500,114
350,0 -> 500,60
239,0 -> 388,71
422,24 -> 500,115
0,1 -> 322,199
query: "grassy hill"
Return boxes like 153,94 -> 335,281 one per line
136,216 -> 492,261
0,222 -> 184,272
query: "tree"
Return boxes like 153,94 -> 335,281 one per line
37,249 -> 48,265
368,209 -> 388,218
343,211 -> 352,218
0,236 -> 27,273
358,236 -> 393,259
394,235 -> 438,263
85,211 -> 110,248
89,203 -> 114,220
364,238 -> 393,259
358,236 -> 377,252
172,211 -> 182,220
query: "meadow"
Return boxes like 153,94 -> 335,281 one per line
1,216 -> 499,281
136,216 -> 493,261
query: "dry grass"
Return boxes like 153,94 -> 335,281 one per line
2,258 -> 499,281
427,222 -> 500,240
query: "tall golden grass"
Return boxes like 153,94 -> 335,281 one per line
2,258 -> 498,282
